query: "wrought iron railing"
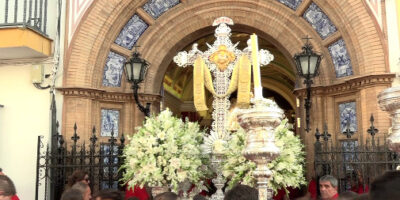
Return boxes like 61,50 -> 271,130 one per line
0,0 -> 48,36
35,123 -> 125,200
314,115 -> 400,194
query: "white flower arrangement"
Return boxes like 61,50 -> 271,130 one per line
222,119 -> 306,194
121,109 -> 210,192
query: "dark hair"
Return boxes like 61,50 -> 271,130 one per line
93,189 -> 124,200
193,194 -> 207,200
71,182 -> 89,195
352,193 -> 369,200
0,175 -> 16,196
370,170 -> 400,200
224,184 -> 258,200
67,170 -> 87,189
154,192 -> 178,200
127,197 -> 140,200
61,188 -> 84,200
338,191 -> 358,200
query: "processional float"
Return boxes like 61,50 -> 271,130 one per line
173,17 -> 284,200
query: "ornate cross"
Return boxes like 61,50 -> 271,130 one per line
343,120 -> 355,139
173,17 -> 274,141
367,114 -> 379,137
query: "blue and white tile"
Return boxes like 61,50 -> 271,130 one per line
143,0 -> 180,19
101,181 -> 119,189
101,109 -> 120,137
328,39 -> 353,78
114,15 -> 148,50
276,0 -> 303,10
339,101 -> 357,133
101,144 -> 119,174
303,3 -> 337,39
341,140 -> 358,172
102,52 -> 126,87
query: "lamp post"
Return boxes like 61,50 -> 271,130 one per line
294,37 -> 322,132
124,48 -> 151,117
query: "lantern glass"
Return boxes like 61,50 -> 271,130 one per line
124,62 -> 132,81
132,62 -> 143,82
299,56 -> 309,76
299,55 -> 319,77
309,55 -> 318,76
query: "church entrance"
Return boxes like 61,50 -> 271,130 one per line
162,32 -> 296,130
62,1 -> 391,194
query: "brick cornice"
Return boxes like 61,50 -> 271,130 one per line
294,73 -> 395,96
58,87 -> 161,103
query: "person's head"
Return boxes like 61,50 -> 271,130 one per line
319,175 -> 338,200
224,184 -> 258,200
193,194 -> 207,200
0,168 -> 3,176
72,182 -> 91,200
61,188 -> 84,200
68,170 -> 89,188
93,189 -> 124,200
338,191 -> 358,200
370,170 -> 400,200
352,193 -> 369,200
0,175 -> 16,200
126,197 -> 140,200
153,192 -> 178,200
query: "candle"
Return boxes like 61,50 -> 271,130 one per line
251,34 -> 263,99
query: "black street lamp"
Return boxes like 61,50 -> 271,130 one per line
124,48 -> 151,117
294,37 -> 322,132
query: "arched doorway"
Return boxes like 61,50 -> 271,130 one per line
62,0 -> 391,180
162,32 -> 296,129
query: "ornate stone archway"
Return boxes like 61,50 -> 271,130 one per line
63,0 -> 393,179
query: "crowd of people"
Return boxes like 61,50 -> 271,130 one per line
1,168 -> 400,199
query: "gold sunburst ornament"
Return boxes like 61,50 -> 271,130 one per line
209,45 -> 236,72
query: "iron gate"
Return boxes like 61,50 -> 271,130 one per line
314,115 -> 400,194
35,123 -> 126,200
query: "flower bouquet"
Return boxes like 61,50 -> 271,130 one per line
222,119 -> 306,195
121,109 -> 210,193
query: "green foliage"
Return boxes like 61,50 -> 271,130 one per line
222,119 -> 306,194
121,109 -> 210,192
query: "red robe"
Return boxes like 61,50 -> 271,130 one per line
12,195 -> 20,200
125,185 -> 149,200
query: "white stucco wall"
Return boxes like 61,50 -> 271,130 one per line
0,64 -> 51,199
0,0 -> 65,199
386,0 -> 400,86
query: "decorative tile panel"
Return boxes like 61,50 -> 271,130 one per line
339,102 -> 357,133
114,15 -> 148,50
303,3 -> 337,39
101,144 -> 119,174
101,181 -> 118,189
102,52 -> 126,87
341,140 -> 358,188
100,144 -> 118,189
101,109 -> 120,137
276,0 -> 303,10
143,0 -> 180,19
328,39 -> 353,78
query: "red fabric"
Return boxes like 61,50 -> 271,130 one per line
308,179 -> 318,200
273,189 -> 285,200
125,185 -> 149,200
351,184 -> 369,194
273,187 -> 302,200
11,195 -> 20,200
331,193 -> 339,199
